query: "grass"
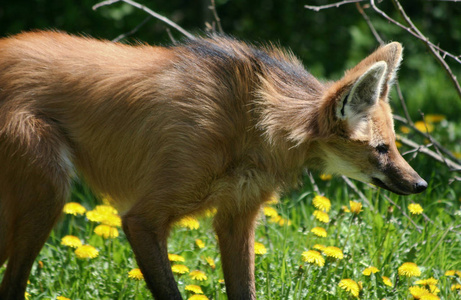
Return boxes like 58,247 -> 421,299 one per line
1,116 -> 461,300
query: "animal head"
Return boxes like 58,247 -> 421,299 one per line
318,42 -> 427,195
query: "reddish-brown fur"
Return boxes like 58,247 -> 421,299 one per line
0,31 -> 426,299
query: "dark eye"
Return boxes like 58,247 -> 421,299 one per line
375,144 -> 389,154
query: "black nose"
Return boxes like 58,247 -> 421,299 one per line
414,179 -> 428,193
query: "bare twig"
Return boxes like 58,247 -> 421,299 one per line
394,82 -> 413,125
111,16 -> 152,42
166,28 -> 177,44
394,114 -> 461,166
370,0 -> 461,65
355,3 -> 384,45
381,194 -> 422,233
370,0 -> 461,99
341,176 -> 373,210
397,134 -> 461,171
355,3 -> 414,125
306,171 -> 321,196
93,0 -> 195,40
391,0 -> 461,97
305,0 -> 364,11
209,0 -> 224,34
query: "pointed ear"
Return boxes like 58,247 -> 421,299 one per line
337,61 -> 387,121
348,42 -> 403,98
380,42 -> 403,85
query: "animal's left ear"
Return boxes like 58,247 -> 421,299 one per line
337,61 -> 387,121
375,42 -> 403,96
353,42 -> 403,98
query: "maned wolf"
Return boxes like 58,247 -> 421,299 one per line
0,31 -> 426,299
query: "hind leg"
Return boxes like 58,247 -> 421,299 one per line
0,116 -> 72,299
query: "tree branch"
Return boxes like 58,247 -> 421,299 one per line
355,3 -> 414,125
305,0 -> 364,11
93,0 -> 195,40
111,16 -> 152,42
341,176 -> 374,210
370,0 -> 461,99
394,114 -> 461,166
209,0 -> 224,34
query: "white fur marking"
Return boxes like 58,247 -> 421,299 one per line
323,149 -> 370,183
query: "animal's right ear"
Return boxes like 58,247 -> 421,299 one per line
336,61 -> 387,122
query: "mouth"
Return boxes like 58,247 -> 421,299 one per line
371,177 -> 410,196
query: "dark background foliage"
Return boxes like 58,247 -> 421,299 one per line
1,0 -> 460,118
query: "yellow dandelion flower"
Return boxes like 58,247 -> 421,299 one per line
61,235 -> 82,248
313,195 -> 331,212
177,216 -> 200,230
323,246 -> 344,259
254,242 -> 267,255
189,270 -> 207,281
188,295 -> 209,300
25,292 -> 31,300
266,195 -> 279,205
313,244 -> 326,251
263,206 -> 278,217
204,256 -> 215,269
420,294 -> 440,300
398,262 -> 421,277
86,210 -> 103,222
362,266 -> 380,276
408,203 -> 423,215
269,214 -> 282,224
428,285 -> 440,295
195,239 -> 205,249
444,270 -> 461,277
409,286 -> 429,298
185,284 -> 203,294
95,204 -> 118,215
319,173 -> 332,181
338,279 -> 360,297
349,201 -> 363,214
86,205 -> 121,227
424,114 -> 445,123
382,276 -> 393,287
204,208 -> 217,218
63,202 -> 86,216
301,250 -> 325,267
38,261 -> 44,269
101,195 -> 114,205
128,268 -> 144,280
94,224 -> 119,239
101,214 -> 122,227
311,227 -> 327,237
451,283 -> 461,291
342,205 -> 350,213
400,126 -> 411,134
415,277 -> 438,286
171,264 -> 189,274
276,217 -> 292,226
57,296 -> 71,300
313,210 -> 329,223
168,253 -> 185,262
74,245 -> 99,259
414,121 -> 434,133
218,279 -> 225,284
